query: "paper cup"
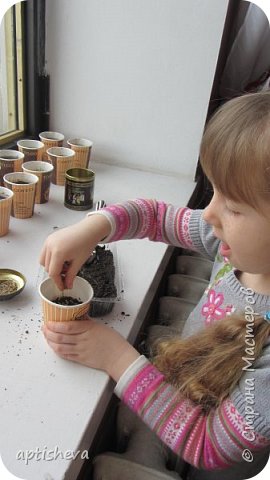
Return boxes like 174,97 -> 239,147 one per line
22,161 -> 54,204
39,276 -> 93,322
39,131 -> 64,161
3,172 -> 38,219
67,138 -> 93,169
0,187 -> 14,236
0,150 -> 24,185
47,147 -> 75,186
17,139 -> 45,162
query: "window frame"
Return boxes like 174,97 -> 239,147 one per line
0,0 -> 48,148
0,2 -> 25,145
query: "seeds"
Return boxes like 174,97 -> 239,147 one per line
0,279 -> 18,295
52,296 -> 82,305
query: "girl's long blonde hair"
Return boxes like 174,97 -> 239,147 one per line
153,92 -> 270,412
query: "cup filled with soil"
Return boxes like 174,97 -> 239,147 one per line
3,172 -> 38,219
46,147 -> 75,186
67,138 -> 93,169
17,139 -> 45,162
0,187 -> 14,236
22,160 -> 54,204
0,149 -> 25,185
39,131 -> 64,161
39,276 -> 94,322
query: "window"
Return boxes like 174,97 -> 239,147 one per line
0,2 -> 25,145
0,0 -> 48,147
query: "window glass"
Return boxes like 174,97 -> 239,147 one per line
0,3 -> 25,144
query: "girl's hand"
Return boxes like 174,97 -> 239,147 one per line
42,318 -> 140,382
39,214 -> 111,290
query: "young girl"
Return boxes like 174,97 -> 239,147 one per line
41,91 -> 270,479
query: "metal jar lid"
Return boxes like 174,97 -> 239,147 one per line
65,168 -> 95,183
0,269 -> 26,301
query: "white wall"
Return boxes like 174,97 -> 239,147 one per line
46,0 -> 229,178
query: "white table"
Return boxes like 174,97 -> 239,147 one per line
0,162 -> 195,480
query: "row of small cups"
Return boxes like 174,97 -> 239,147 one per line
21,133 -> 93,169
0,163 -> 50,235
39,132 -> 93,166
0,156 -> 58,237
0,132 -> 93,187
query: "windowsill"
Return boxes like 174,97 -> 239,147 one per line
0,134 -> 38,149
0,161 -> 195,479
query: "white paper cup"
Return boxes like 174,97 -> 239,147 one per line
67,138 -> 93,169
0,150 -> 24,185
39,276 -> 93,322
22,161 -> 54,204
39,131 -> 64,161
0,187 -> 14,236
17,139 -> 45,162
47,147 -> 75,186
3,172 -> 38,219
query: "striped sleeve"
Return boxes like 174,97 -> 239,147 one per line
95,199 -> 219,258
114,358 -> 270,470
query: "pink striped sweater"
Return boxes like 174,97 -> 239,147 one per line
98,199 -> 270,475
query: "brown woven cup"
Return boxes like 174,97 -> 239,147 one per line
0,150 -> 24,185
22,161 -> 54,204
67,138 -> 93,169
0,187 -> 14,236
47,147 -> 75,186
17,139 -> 45,162
3,172 -> 38,219
39,131 -> 64,161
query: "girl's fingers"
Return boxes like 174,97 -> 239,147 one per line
42,321 -> 93,349
46,339 -> 79,356
44,249 -> 52,273
62,262 -> 79,290
39,243 -> 65,290
45,319 -> 93,334
39,243 -> 47,267
48,254 -> 68,291
43,329 -> 78,345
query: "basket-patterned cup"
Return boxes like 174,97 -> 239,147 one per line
39,131 -> 64,161
17,139 -> 44,162
47,147 -> 75,186
22,161 -> 54,204
0,150 -> 24,185
67,138 -> 93,169
0,187 -> 14,236
3,172 -> 38,219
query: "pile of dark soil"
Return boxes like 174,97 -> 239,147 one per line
78,245 -> 117,316
53,296 -> 82,306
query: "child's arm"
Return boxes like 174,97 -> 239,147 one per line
40,198 -> 218,289
43,319 -> 270,470
92,199 -> 219,259
116,356 -> 270,470
39,214 -> 111,290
